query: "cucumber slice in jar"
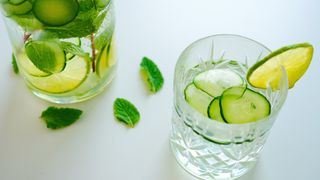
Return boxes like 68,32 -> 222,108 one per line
220,86 -> 271,124
8,0 -> 26,5
33,0 -> 79,26
207,97 -> 225,123
184,83 -> 213,116
194,69 -> 243,97
94,0 -> 110,9
2,1 -> 32,16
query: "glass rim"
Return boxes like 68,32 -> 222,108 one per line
175,34 -> 289,128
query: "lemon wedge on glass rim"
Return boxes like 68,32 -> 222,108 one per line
247,43 -> 314,89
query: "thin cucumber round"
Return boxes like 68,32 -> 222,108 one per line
33,0 -> 79,26
194,69 -> 243,97
184,83 -> 213,116
220,86 -> 271,124
2,1 -> 32,16
207,97 -> 225,123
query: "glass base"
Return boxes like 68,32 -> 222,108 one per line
170,112 -> 266,180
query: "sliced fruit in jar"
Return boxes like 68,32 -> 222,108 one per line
17,52 -> 50,77
220,86 -> 271,124
97,40 -> 116,77
2,1 -> 32,16
184,83 -> 213,116
247,43 -> 313,89
207,97 -> 225,123
33,0 -> 79,26
28,56 -> 89,93
25,40 -> 66,74
194,69 -> 243,97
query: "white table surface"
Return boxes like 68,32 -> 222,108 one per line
0,0 -> 319,179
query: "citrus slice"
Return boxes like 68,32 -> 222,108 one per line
97,38 -> 116,77
247,43 -> 313,89
28,56 -> 89,93
18,52 -> 50,77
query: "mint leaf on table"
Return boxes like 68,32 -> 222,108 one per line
113,98 -> 140,128
140,57 -> 164,93
41,107 -> 83,130
11,53 -> 19,74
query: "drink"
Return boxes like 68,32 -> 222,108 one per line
170,35 -> 289,179
0,0 -> 116,103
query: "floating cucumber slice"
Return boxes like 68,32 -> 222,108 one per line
194,69 -> 243,97
207,97 -> 225,123
2,1 -> 32,16
17,52 -> 50,77
28,56 -> 89,93
25,40 -> 66,74
247,43 -> 313,89
8,0 -> 26,5
220,86 -> 271,124
184,83 -> 213,116
33,0 -> 79,26
97,38 -> 116,77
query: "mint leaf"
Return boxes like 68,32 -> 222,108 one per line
140,57 -> 164,93
61,42 -> 88,57
25,40 -> 66,73
11,53 -> 19,74
41,107 -> 83,129
113,98 -> 140,128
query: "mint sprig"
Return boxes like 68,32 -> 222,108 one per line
113,98 -> 140,128
140,57 -> 164,93
41,107 -> 83,129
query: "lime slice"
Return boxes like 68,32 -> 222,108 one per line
17,52 -> 50,77
247,43 -> 313,89
97,38 -> 116,77
28,56 -> 89,93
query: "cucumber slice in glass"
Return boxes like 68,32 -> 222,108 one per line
207,97 -> 225,123
28,56 -> 89,93
33,0 -> 79,26
220,86 -> 271,124
2,1 -> 32,16
194,69 -> 243,97
94,0 -> 110,9
184,83 -> 213,116
97,39 -> 116,77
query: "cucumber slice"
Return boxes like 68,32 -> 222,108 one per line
184,83 -> 213,116
2,1 -> 32,16
0,0 -> 9,4
207,97 -> 225,123
194,69 -> 243,97
28,56 -> 89,93
97,38 -> 116,77
9,0 -> 26,5
33,0 -> 79,26
220,86 -> 271,124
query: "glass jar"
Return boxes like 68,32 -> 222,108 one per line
1,0 -> 116,103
